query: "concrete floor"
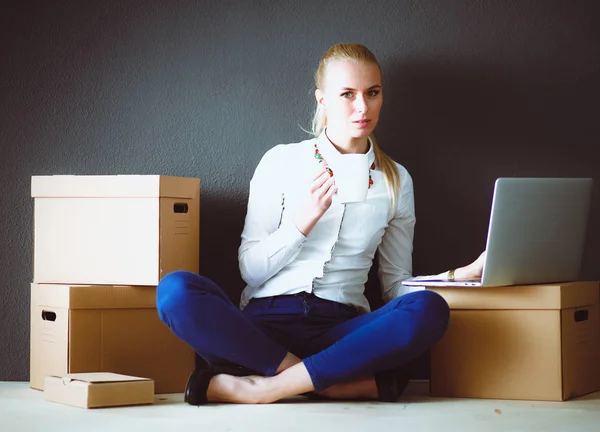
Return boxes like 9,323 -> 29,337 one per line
2,381 -> 600,432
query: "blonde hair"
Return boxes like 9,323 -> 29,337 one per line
311,43 -> 400,214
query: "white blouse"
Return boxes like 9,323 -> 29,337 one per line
238,131 -> 447,313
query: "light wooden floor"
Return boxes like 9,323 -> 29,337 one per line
2,381 -> 600,432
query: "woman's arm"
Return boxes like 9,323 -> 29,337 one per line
377,169 -> 486,302
238,145 -> 337,288
238,146 -> 307,287
377,170 -> 418,303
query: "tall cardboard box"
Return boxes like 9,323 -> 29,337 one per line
30,283 -> 195,394
31,175 -> 200,286
428,281 -> 600,401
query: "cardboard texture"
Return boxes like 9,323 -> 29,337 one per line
44,373 -> 154,408
427,281 -> 600,401
31,175 -> 200,286
30,284 -> 195,394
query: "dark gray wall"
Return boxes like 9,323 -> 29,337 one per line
2,0 -> 599,381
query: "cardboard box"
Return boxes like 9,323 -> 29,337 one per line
31,175 -> 200,286
30,283 -> 195,394
44,373 -> 154,408
428,281 -> 600,401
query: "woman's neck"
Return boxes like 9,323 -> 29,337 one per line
325,128 -> 369,154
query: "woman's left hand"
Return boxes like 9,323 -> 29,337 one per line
454,251 -> 486,280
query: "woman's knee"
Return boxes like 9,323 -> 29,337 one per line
398,290 -> 450,339
416,290 -> 450,339
420,290 -> 449,316
157,271 -> 193,316
156,270 -> 221,317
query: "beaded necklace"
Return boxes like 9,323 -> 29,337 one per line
313,142 -> 375,189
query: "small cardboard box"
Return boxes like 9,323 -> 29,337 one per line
31,175 -> 200,286
30,283 -> 195,394
44,373 -> 154,408
428,281 -> 600,401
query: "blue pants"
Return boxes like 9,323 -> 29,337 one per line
156,271 -> 449,391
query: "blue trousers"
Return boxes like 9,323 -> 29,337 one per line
156,270 -> 449,391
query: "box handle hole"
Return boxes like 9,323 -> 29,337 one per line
574,310 -> 588,322
173,203 -> 188,213
42,311 -> 56,322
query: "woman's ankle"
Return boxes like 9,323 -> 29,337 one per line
263,362 -> 315,402
276,352 -> 302,374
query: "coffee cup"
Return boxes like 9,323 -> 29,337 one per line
332,154 -> 370,204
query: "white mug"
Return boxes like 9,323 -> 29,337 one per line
332,154 -> 370,204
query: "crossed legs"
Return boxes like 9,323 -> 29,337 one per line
156,271 -> 449,404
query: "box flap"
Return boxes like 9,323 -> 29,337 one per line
159,176 -> 200,200
559,281 -> 599,309
427,281 -> 599,310
31,175 -> 199,199
31,283 -> 156,309
53,372 -> 152,384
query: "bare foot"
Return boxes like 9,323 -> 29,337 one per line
314,377 -> 379,400
206,374 -> 272,404
205,361 -> 315,404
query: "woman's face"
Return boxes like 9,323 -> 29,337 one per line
317,61 -> 383,142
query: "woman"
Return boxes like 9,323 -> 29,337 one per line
157,43 -> 485,405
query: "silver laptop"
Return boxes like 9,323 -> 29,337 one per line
402,178 -> 593,288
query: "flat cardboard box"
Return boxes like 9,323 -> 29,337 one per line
30,283 -> 195,394
31,175 -> 200,286
427,281 -> 600,401
44,373 -> 154,408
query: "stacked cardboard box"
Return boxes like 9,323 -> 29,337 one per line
30,175 -> 199,394
427,281 -> 600,401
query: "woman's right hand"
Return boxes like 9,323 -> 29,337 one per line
454,251 -> 487,280
294,167 -> 338,236
309,166 -> 337,214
